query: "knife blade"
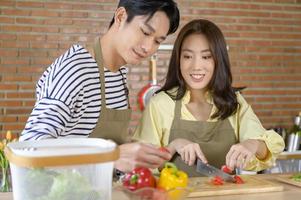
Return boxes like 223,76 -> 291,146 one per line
196,159 -> 236,183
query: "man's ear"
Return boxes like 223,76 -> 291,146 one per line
113,7 -> 128,27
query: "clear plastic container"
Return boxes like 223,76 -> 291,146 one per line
5,138 -> 119,200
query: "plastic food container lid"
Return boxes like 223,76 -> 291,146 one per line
5,138 -> 119,168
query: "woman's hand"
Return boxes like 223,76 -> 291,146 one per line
226,139 -> 268,170
168,138 -> 207,166
114,142 -> 172,172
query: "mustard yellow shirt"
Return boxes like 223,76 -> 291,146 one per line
133,89 -> 285,171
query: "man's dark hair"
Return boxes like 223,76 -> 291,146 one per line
109,0 -> 180,35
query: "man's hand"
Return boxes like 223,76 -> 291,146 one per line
114,142 -> 171,172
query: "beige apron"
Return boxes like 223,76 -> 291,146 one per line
169,99 -> 237,177
89,37 -> 132,145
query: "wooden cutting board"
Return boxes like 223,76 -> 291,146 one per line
187,175 -> 283,197
276,174 -> 301,187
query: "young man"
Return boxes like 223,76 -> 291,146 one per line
20,0 -> 180,172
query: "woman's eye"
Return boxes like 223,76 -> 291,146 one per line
203,55 -> 212,60
183,55 -> 192,59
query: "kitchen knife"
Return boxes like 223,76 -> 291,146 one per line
196,159 -> 236,183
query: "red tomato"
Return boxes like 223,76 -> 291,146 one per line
159,147 -> 170,153
211,176 -> 224,185
221,165 -> 232,174
234,175 -> 244,184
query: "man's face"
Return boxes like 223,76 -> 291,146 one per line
115,11 -> 170,65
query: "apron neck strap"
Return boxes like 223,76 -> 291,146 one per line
174,99 -> 182,120
94,36 -> 106,107
93,37 -> 130,107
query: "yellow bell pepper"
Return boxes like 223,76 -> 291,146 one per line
157,162 -> 188,190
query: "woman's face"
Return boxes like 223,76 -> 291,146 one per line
180,33 -> 215,92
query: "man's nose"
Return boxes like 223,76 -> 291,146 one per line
141,38 -> 155,55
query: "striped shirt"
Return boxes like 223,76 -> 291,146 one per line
20,44 -> 129,141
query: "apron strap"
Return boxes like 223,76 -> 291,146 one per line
93,37 -> 130,107
94,37 -> 106,107
174,99 -> 182,120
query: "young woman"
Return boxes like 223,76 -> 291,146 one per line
133,19 -> 284,177
20,0 -> 180,173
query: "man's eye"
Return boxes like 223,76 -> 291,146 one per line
141,29 -> 150,36
155,40 -> 161,45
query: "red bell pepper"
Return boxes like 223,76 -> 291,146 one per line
122,167 -> 156,191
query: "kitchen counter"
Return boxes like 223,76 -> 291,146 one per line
1,174 -> 300,200
277,151 -> 301,160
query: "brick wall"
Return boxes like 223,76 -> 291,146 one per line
0,0 -> 301,138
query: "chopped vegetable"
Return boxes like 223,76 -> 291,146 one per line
211,176 -> 224,185
122,167 -> 156,191
234,175 -> 244,184
221,165 -> 232,174
159,147 -> 170,153
292,173 -> 301,182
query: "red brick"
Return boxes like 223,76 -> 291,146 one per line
31,10 -> 59,17
19,49 -> 47,57
6,92 -> 34,99
2,8 -> 30,16
1,41 -> 30,48
6,108 -> 32,115
2,25 -> 32,32
0,16 -> 15,24
0,101 -> 22,107
18,34 -> 46,41
0,83 -> 18,90
60,11 -> 89,18
44,18 -> 73,25
1,58 -> 30,65
17,66 -> 45,73
31,26 -> 59,33
16,1 -> 43,8
2,75 -> 31,82
0,67 -> 17,73
60,27 -> 88,34
0,0 -> 15,7
3,124 -> 25,132
44,2 -> 73,9
16,18 -> 44,25
0,116 -> 18,123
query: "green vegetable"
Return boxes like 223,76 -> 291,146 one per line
23,168 -> 57,200
24,168 -> 102,200
292,173 -> 301,182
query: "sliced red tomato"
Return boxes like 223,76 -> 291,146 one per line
211,176 -> 224,185
159,147 -> 170,153
234,175 -> 244,184
221,165 -> 232,174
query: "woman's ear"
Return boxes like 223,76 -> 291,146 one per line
113,7 -> 128,27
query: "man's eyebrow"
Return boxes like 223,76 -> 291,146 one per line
144,23 -> 166,40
